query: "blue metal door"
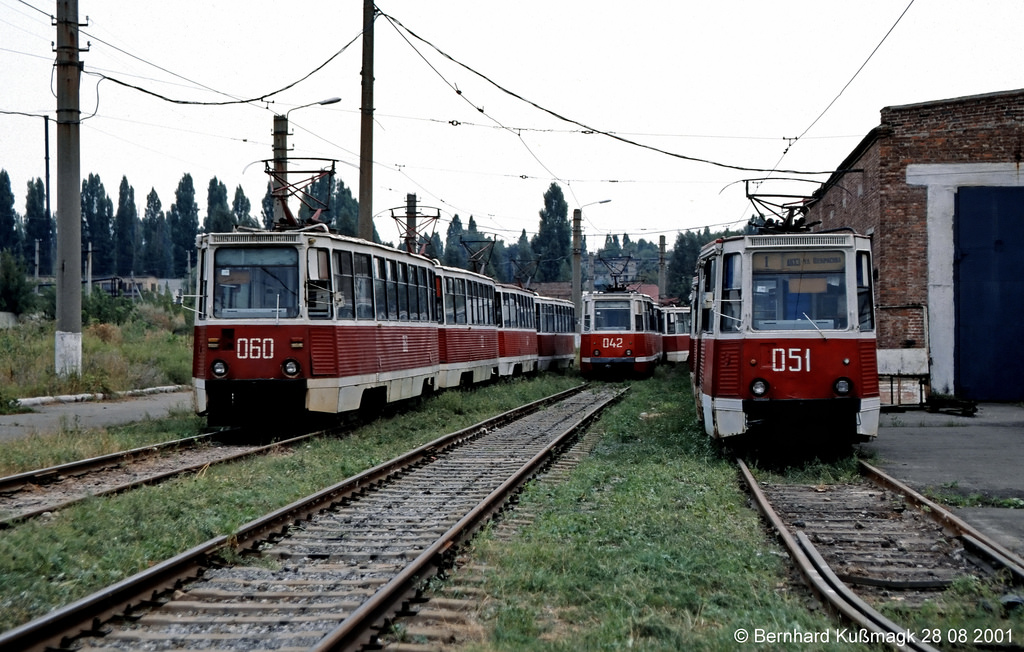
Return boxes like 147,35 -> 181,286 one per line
954,187 -> 1024,400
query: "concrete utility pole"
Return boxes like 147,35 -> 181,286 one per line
272,114 -> 289,225
405,193 -> 417,253
572,208 -> 582,332
55,0 -> 83,376
658,235 -> 667,302
357,0 -> 375,241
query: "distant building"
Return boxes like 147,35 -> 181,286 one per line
805,89 -> 1024,401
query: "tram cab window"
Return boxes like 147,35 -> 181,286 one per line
751,250 -> 848,330
594,300 -> 631,331
213,247 -> 299,319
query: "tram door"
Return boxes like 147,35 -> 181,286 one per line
954,186 -> 1024,401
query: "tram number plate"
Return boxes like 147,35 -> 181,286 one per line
602,337 -> 624,348
237,337 -> 275,360
771,347 -> 810,372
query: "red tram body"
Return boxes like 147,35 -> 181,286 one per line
192,228 -> 583,426
661,306 -> 691,364
495,284 -> 539,377
579,290 -> 663,379
535,296 -> 576,371
690,232 -> 880,441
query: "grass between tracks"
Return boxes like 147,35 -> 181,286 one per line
2,367 -> 1020,649
0,374 -> 581,632
458,368 -> 876,651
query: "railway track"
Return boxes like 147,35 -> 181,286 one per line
0,384 -> 623,652
741,459 -> 1024,652
0,429 -> 334,527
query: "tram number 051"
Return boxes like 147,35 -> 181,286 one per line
771,347 -> 810,372
237,337 -> 275,360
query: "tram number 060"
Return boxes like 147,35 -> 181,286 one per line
237,337 -> 275,360
771,347 -> 810,372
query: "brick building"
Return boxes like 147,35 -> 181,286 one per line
805,89 -> 1024,401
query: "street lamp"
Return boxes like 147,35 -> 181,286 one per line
572,199 -> 611,332
273,97 -> 341,224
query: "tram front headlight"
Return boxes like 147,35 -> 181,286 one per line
211,360 -> 228,378
750,378 -> 769,397
834,377 -> 852,396
282,359 -> 301,378
625,349 -> 633,356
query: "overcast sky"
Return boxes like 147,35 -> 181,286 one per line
2,0 -> 1022,248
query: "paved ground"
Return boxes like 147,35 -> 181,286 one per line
0,387 -> 194,442
1,388 -> 1022,560
865,403 -> 1024,557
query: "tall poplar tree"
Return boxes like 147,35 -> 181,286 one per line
531,182 -> 571,282
204,177 -> 233,233
141,189 -> 171,277
232,185 -> 257,228
114,176 -> 140,276
81,174 -> 114,276
0,170 -> 23,256
168,173 -> 199,277
23,178 -> 53,275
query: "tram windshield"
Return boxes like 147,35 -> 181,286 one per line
592,299 -> 632,331
213,247 -> 299,319
751,250 -> 847,330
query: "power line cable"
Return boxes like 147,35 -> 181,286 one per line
379,10 -> 839,177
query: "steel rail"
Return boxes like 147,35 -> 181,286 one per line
737,459 -> 940,652
0,429 -> 333,528
0,383 -> 589,652
859,460 -> 1024,584
312,387 -> 627,651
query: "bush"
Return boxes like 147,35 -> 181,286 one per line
0,251 -> 35,315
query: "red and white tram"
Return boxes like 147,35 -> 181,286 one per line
690,231 -> 879,441
661,306 -> 691,364
535,295 -> 576,372
435,265 -> 499,389
495,283 -> 539,377
193,227 -> 440,425
580,290 -> 663,379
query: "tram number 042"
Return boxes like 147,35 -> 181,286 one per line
602,337 -> 624,348
237,337 -> 275,360
771,347 -> 810,372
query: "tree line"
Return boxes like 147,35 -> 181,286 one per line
0,167 -> 740,312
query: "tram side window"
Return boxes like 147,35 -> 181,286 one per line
307,248 -> 332,320
455,279 -> 468,324
333,251 -> 355,320
700,258 -> 715,333
353,253 -> 374,320
857,251 -> 874,330
720,253 -> 741,332
442,278 -> 453,324
396,262 -> 409,321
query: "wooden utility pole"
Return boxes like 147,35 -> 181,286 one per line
55,0 -> 83,376
357,0 -> 375,241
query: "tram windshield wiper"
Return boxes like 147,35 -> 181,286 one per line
802,312 -> 828,340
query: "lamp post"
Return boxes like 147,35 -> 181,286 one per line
272,97 -> 341,224
572,199 -> 611,332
